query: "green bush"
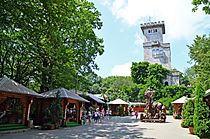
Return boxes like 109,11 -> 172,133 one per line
181,121 -> 188,128
43,91 -> 62,127
181,99 -> 194,128
193,84 -> 210,138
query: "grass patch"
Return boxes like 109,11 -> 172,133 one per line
0,124 -> 27,131
66,122 -> 80,127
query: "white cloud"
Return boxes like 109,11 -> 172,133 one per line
97,0 -> 210,41
96,0 -> 112,7
111,62 -> 131,76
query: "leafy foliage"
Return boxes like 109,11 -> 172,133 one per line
188,35 -> 210,90
181,99 -> 194,128
0,0 -> 104,92
131,62 -> 149,84
44,91 -> 63,125
193,84 -> 210,138
101,76 -> 134,101
131,62 -> 169,89
192,0 -> 210,14
130,62 -> 192,113
92,62 -> 192,114
158,85 -> 192,114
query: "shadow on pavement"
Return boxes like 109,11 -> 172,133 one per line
0,116 -> 156,139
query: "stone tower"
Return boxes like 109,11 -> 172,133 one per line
140,21 -> 171,69
140,21 -> 180,85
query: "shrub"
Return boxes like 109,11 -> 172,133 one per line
43,90 -> 62,128
181,99 -> 194,128
193,84 -> 210,138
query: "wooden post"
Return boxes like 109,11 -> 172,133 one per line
20,97 -> 33,126
62,99 -> 69,126
20,97 -> 27,125
75,102 -> 80,123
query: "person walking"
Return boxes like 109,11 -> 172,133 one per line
109,109 -> 112,119
106,109 -> 109,120
81,112 -> 86,125
87,111 -> 92,126
135,111 -> 138,119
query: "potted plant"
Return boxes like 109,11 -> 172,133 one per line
193,84 -> 210,138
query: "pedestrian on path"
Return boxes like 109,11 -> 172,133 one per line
109,109 -> 112,119
87,111 -> 92,126
81,112 -> 86,125
135,111 -> 138,119
106,109 -> 109,120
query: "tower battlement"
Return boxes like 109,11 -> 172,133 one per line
140,21 -> 165,34
141,20 -> 170,69
140,20 -> 180,86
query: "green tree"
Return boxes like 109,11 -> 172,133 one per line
0,0 -> 104,92
159,85 -> 192,114
131,62 -> 149,84
192,0 -> 210,14
183,67 -> 197,86
181,99 -> 194,128
99,76 -> 134,101
131,62 -> 169,88
188,35 -> 210,90
44,91 -> 62,126
193,84 -> 210,138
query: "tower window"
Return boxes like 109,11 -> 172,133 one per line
148,30 -> 151,33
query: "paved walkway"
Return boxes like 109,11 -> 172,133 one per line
0,116 -> 198,139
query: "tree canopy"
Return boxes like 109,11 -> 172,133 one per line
192,0 -> 210,14
0,0 -> 104,92
131,62 -> 169,90
188,35 -> 210,90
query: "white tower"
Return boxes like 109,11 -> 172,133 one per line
140,21 -> 171,69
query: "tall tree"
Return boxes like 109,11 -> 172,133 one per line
188,35 -> 210,90
100,76 -> 134,101
0,0 -> 104,92
131,62 -> 150,84
193,84 -> 210,138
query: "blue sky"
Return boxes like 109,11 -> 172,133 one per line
90,0 -> 210,78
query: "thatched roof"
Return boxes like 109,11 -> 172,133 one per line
41,88 -> 89,102
0,77 -> 41,97
107,99 -> 129,105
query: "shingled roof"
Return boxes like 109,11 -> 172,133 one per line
41,88 -> 89,102
71,90 -> 105,104
87,93 -> 105,104
0,77 -> 41,96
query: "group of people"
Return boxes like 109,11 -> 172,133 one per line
81,108 -> 112,126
